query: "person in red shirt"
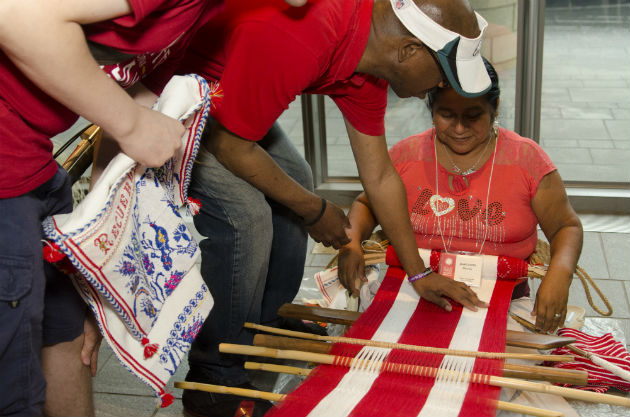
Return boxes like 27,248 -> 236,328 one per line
0,0 -> 226,415
177,1 -> 493,415
337,57 -> 582,332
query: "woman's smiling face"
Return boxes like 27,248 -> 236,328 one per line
432,87 -> 495,155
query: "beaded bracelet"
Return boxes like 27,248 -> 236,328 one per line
408,267 -> 433,283
304,198 -> 327,226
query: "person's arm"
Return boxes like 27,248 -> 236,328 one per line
0,0 -> 183,167
531,170 -> 583,333
345,120 -> 487,311
206,122 -> 351,248
90,82 -> 159,186
337,192 -> 378,295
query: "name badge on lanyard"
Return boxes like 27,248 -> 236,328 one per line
439,253 -> 483,287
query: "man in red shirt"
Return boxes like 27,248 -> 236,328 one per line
0,0 -> 228,415
178,1 -> 492,415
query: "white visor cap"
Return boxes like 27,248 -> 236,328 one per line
390,0 -> 491,97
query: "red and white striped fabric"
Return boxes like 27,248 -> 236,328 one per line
550,328 -> 630,393
268,247 -> 521,417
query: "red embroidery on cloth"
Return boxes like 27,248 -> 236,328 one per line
186,197 -> 202,215
142,337 -> 159,359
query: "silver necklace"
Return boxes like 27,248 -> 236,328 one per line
433,128 -> 499,254
439,127 -> 495,176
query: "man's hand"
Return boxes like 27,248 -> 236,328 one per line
305,200 -> 351,249
81,312 -> 103,377
114,106 -> 184,167
338,242 -> 367,296
412,273 -> 489,312
531,273 -> 570,333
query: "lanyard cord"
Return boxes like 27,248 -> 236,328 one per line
433,128 -> 499,254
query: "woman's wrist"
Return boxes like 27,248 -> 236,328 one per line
408,267 -> 433,283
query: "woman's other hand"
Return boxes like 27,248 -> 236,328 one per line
531,271 -> 571,333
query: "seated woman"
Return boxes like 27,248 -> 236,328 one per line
338,58 -> 583,333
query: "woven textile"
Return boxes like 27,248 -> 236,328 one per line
43,75 -> 214,404
270,246 -> 519,417
550,328 -> 630,393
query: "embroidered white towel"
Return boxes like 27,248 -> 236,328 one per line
43,74 -> 214,405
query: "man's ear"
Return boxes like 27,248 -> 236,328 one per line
398,38 -> 423,63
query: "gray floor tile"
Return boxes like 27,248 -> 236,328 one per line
539,139 -> 579,148
577,232 -> 609,279
542,147 -> 593,164
93,350 -> 155,396
591,149 -> 630,165
612,109 -> 630,120
602,233 -> 630,281
577,140 -> 615,149
569,87 -> 630,104
554,163 -> 628,182
95,393 -> 183,417
605,120 -> 630,141
541,120 -> 608,141
568,279 -> 629,318
561,107 -> 614,120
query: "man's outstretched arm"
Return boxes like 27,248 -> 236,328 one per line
0,0 -> 183,167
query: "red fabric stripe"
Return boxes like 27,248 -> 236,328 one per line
458,279 -> 516,417
351,269 -> 464,417
267,268 -> 407,417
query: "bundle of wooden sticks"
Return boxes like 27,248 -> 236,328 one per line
175,316 -> 630,417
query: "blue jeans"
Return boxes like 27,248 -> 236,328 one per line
187,122 -> 313,385
0,167 -> 75,416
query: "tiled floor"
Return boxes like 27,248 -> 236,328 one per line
92,218 -> 630,416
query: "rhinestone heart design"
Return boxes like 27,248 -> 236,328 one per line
429,194 -> 455,217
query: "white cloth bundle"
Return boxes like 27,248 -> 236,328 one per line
314,265 -> 381,312
43,75 -> 214,405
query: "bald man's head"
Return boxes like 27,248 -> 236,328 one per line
390,0 -> 479,40
418,0 -> 479,39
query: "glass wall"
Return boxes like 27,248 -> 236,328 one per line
540,0 -> 630,184
321,0 -> 521,179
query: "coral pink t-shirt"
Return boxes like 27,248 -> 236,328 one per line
178,0 -> 388,141
388,128 -> 556,260
0,0 -> 223,198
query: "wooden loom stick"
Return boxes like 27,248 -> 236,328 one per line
241,362 -> 564,417
252,334 -> 589,386
244,322 -> 574,362
220,344 -> 630,408
277,303 -> 577,350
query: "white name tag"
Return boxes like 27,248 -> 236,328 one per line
453,254 -> 483,287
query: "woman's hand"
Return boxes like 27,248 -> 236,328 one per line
412,273 -> 489,312
532,272 -> 571,333
337,242 -> 367,296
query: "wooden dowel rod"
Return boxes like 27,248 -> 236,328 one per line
252,334 -> 588,386
241,362 -> 563,417
174,381 -> 284,402
245,361 -> 312,376
220,343 -> 630,408
244,322 -> 573,362
277,304 -> 576,350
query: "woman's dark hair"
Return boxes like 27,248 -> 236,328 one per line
427,57 -> 500,120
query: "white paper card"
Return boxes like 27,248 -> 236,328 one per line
454,254 -> 483,287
